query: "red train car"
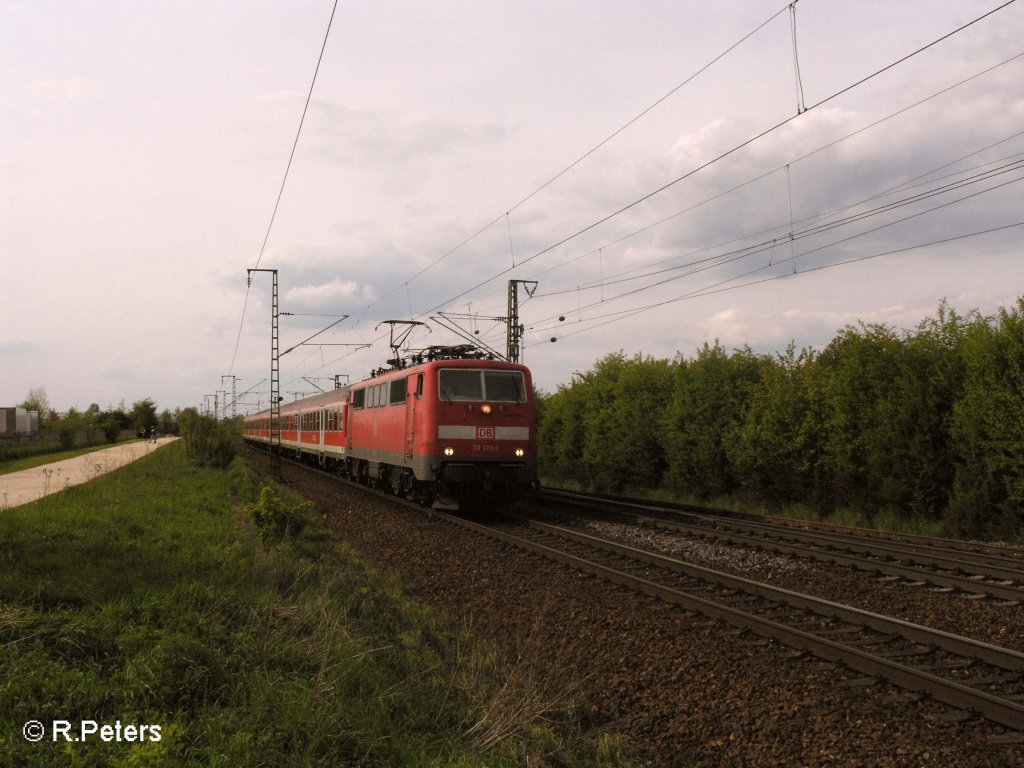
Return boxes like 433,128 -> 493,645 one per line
243,348 -> 537,508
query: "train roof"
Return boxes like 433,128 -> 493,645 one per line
244,354 -> 531,421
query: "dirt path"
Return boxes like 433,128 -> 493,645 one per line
0,438 -> 178,510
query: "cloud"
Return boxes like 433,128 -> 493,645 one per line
285,277 -> 377,310
0,340 -> 39,356
23,78 -> 102,102
307,100 -> 508,167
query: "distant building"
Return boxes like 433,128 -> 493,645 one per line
0,407 -> 40,437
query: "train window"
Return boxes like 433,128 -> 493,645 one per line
377,383 -> 387,407
353,389 -> 365,409
484,371 -> 527,402
390,379 -> 407,405
416,373 -> 424,399
438,369 -> 528,402
439,369 -> 483,401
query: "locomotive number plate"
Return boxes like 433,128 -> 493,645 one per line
477,427 -> 495,439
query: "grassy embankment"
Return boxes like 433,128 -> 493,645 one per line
0,442 -> 632,767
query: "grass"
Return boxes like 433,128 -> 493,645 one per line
0,442 -> 632,767
0,439 -> 145,476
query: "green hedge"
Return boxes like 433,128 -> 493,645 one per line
538,298 -> 1024,541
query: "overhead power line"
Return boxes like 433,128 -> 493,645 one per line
534,222 -> 1024,344
353,1 -> 793,321
281,0 -> 1020,390
526,174 -> 1024,338
421,0 -> 1020,319
228,0 -> 340,376
460,52 -> 1024,314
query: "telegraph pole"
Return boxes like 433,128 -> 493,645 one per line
248,268 -> 281,476
506,280 -> 537,363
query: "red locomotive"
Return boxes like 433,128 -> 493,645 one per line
242,346 -> 537,508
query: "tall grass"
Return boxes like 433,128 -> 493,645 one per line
0,443 -> 629,767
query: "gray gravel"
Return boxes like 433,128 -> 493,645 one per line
263,453 -> 1024,767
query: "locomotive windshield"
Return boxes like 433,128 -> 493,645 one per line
439,369 -> 527,403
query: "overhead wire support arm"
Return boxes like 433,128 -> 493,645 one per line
280,314 -> 349,356
432,313 -> 506,360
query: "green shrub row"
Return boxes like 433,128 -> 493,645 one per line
538,299 -> 1024,541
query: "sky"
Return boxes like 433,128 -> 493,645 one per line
2,0 -> 1023,415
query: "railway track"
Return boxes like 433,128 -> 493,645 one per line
536,487 -> 1024,603
268,452 -> 1024,731
479,512 -> 1024,731
562,487 -> 1024,563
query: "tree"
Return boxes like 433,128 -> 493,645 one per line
661,343 -> 765,500
20,387 -> 50,420
726,344 -> 816,509
129,398 -> 158,434
947,299 -> 1024,540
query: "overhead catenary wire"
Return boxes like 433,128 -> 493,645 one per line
531,156 -> 1024,302
534,222 -> 1024,344
281,2 -> 797,379
228,0 -> 339,376
525,173 -> 1024,338
474,51 -> 1024,307
349,1 -> 793,324
279,1 -> 1020,391
416,1 -> 1019,320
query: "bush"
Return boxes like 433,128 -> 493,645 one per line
946,299 -> 1024,540
538,297 -> 1024,541
178,410 -> 237,469
245,486 -> 312,544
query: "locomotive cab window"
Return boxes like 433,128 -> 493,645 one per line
439,369 -> 483,401
352,389 -> 365,409
484,371 -> 527,402
438,369 -> 527,402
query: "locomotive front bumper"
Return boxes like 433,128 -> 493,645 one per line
438,461 -> 534,486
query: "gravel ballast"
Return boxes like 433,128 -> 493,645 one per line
258,453 -> 1024,767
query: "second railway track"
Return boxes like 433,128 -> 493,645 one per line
536,487 -> 1024,603
477,511 -> 1024,730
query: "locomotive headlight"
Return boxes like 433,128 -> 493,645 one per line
515,449 -> 525,457
480,404 -> 492,415
444,447 -> 455,456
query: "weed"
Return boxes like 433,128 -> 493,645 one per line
243,486 -> 311,545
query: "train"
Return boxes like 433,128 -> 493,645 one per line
242,346 -> 538,509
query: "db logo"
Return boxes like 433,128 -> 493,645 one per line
477,427 -> 495,439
